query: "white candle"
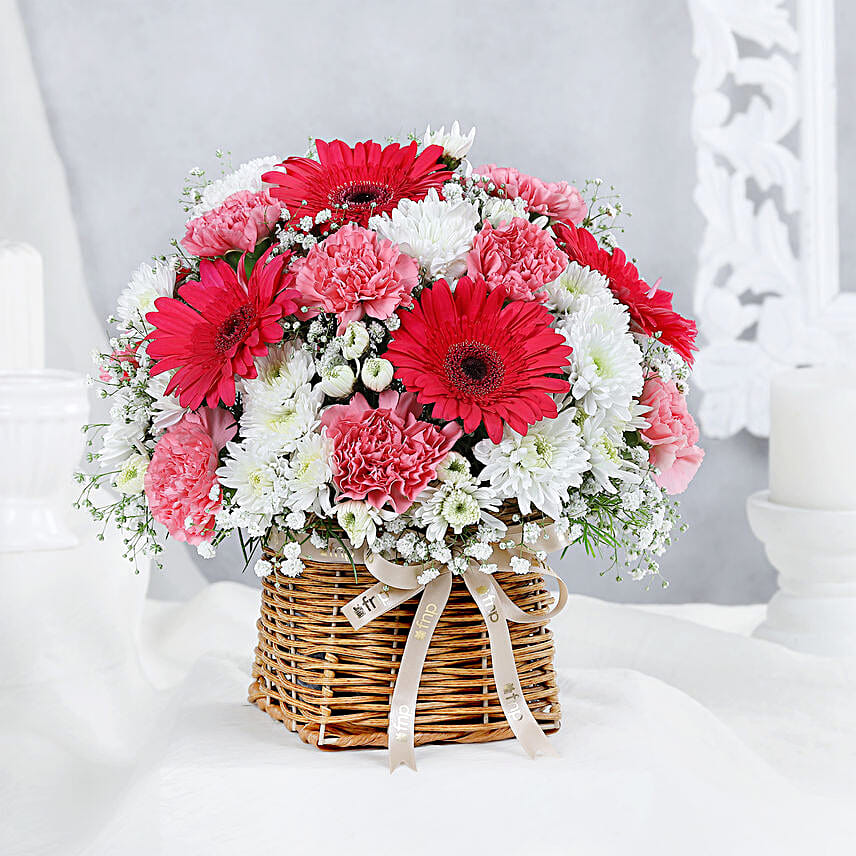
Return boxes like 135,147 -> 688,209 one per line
0,240 -> 44,370
769,366 -> 856,510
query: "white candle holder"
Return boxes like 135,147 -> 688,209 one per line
0,370 -> 89,552
747,490 -> 856,657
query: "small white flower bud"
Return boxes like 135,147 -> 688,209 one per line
341,321 -> 370,359
320,364 -> 355,398
361,357 -> 394,392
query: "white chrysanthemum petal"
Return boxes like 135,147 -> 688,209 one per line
216,440 -> 281,517
242,343 -> 316,410
146,372 -> 187,433
116,259 -> 175,332
241,382 -> 323,452
369,189 -> 479,280
543,261 -> 612,316
422,121 -> 476,159
114,452 -> 149,495
559,297 -> 643,423
99,386 -> 149,464
474,410 -> 590,519
189,155 -> 280,219
336,500 -> 379,549
581,419 -> 643,494
412,479 -> 501,542
287,431 -> 333,514
480,195 -> 529,228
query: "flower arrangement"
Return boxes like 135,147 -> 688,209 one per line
78,123 -> 702,587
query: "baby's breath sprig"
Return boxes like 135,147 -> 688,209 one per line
580,177 -> 631,246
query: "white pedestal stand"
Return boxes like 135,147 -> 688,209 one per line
0,370 -> 89,550
747,490 -> 856,657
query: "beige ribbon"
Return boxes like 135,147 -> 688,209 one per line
288,523 -> 571,771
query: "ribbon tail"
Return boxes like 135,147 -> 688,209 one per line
463,568 -> 558,760
492,565 -> 569,624
388,573 -> 453,772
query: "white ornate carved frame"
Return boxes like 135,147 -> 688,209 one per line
689,0 -> 856,438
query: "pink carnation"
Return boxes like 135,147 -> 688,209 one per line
181,190 -> 281,257
466,218 -> 568,302
321,390 -> 461,513
639,375 -> 704,495
144,408 -> 237,544
477,164 -> 587,224
293,223 -> 418,334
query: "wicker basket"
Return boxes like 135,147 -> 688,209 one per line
248,554 -> 561,749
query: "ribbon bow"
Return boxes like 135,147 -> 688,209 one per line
296,522 -> 571,771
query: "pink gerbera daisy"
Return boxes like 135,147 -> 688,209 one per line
384,276 -> 572,443
263,139 -> 452,228
146,250 -> 299,409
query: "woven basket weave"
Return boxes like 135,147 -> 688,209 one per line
248,555 -> 561,749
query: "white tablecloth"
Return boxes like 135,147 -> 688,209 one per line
2,529 -> 854,856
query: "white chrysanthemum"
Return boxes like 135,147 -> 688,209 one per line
116,259 -> 175,332
480,195 -> 529,228
559,300 -> 643,421
216,440 -> 281,516
287,431 -> 333,514
114,453 -> 149,495
581,418 -> 642,494
436,451 -> 471,486
189,155 -> 280,218
474,410 -> 590,519
99,386 -> 149,464
242,343 -> 316,411
241,383 -> 323,451
145,372 -> 187,433
100,418 -> 142,465
336,500 -> 388,549
594,399 -> 652,441
413,479 -> 501,542
422,121 -> 476,160
369,189 -> 479,280
543,261 -> 613,316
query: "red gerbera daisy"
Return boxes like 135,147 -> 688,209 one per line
146,250 -> 299,410
553,222 -> 698,365
384,276 -> 572,443
263,139 -> 453,228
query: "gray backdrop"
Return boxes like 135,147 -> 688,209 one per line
17,0 -> 854,602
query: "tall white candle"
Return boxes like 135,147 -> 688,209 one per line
0,240 -> 45,370
769,366 -> 856,510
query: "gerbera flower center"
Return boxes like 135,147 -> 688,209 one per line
444,340 -> 505,399
215,304 -> 256,354
330,180 -> 394,209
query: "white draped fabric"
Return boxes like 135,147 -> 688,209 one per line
1,524 -> 853,855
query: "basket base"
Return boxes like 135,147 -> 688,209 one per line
248,677 -> 560,750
